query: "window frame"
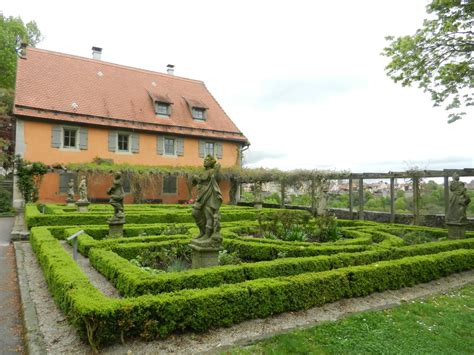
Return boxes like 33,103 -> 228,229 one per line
62,126 -> 79,150
164,137 -> 176,156
204,141 -> 215,157
162,175 -> 178,195
117,132 -> 131,153
192,107 -> 206,121
155,101 -> 171,117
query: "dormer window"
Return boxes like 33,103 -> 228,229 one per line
184,97 -> 209,121
148,91 -> 173,117
155,102 -> 171,116
192,107 -> 206,121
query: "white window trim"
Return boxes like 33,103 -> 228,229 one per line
162,175 -> 178,195
163,137 -> 177,157
61,126 -> 80,151
117,132 -> 131,153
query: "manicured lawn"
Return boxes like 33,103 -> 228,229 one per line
226,283 -> 474,355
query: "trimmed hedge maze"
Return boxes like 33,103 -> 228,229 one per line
27,204 -> 474,350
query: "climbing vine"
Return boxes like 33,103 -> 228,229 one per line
15,156 -> 47,203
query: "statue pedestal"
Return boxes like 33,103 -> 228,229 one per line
254,203 -> 263,209
190,244 -> 220,269
108,219 -> 125,238
446,222 -> 467,239
66,199 -> 75,207
75,200 -> 90,212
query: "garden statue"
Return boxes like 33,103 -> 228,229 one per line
78,176 -> 88,202
75,176 -> 90,212
66,178 -> 75,205
189,155 -> 223,267
107,172 -> 125,237
446,173 -> 471,239
316,178 -> 330,216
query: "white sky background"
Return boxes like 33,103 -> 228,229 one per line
3,0 -> 474,173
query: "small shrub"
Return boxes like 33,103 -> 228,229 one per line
0,186 -> 12,213
219,250 -> 241,265
313,215 -> 342,242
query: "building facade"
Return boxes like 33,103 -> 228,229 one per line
13,47 -> 249,205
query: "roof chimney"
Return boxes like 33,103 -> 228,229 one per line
92,46 -> 102,60
166,64 -> 175,75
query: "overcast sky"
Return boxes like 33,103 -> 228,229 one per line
3,0 -> 473,173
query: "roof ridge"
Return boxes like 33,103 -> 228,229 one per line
27,47 -> 205,85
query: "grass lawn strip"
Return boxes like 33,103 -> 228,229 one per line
227,282 -> 474,354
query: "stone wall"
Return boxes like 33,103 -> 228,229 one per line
237,202 -> 474,230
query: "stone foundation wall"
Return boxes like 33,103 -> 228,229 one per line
236,202 -> 474,230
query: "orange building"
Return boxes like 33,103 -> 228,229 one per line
13,47 -> 249,205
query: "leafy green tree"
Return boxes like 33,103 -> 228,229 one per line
0,15 -> 42,90
395,196 -> 408,212
383,1 -> 473,123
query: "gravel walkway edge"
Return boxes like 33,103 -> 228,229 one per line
15,242 -> 47,354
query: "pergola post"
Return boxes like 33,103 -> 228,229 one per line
311,179 -> 316,216
280,181 -> 286,209
413,177 -> 420,225
358,178 -> 364,220
444,176 -> 449,216
348,178 -> 353,219
390,177 -> 395,223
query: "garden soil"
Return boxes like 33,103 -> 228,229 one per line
15,241 -> 474,354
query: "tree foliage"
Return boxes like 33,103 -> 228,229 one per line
383,0 -> 473,123
0,14 -> 42,90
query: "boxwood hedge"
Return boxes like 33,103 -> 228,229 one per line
29,226 -> 474,349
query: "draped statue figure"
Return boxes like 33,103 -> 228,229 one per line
107,172 -> 125,223
190,155 -> 223,248
447,173 -> 471,224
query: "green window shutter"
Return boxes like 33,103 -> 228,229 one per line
176,138 -> 184,156
199,140 -> 205,158
79,127 -> 88,150
51,125 -> 62,148
131,133 -> 140,153
157,136 -> 164,155
108,131 -> 117,152
216,142 -> 223,159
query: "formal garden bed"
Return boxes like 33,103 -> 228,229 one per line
24,203 -> 474,351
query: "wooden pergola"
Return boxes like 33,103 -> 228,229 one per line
327,168 -> 474,223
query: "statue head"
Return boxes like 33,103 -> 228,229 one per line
453,173 -> 460,181
204,155 -> 217,169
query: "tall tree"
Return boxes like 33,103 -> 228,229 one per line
383,0 -> 473,123
0,14 -> 42,90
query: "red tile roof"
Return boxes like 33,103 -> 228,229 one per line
14,48 -> 249,144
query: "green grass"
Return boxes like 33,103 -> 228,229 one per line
226,282 -> 474,355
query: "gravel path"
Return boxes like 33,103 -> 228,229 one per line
0,217 -> 24,354
16,241 -> 474,354
60,241 -> 121,298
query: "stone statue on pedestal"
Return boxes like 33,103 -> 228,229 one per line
107,172 -> 125,223
77,176 -> 88,202
190,155 -> 223,249
76,176 -> 90,212
446,173 -> 471,239
66,178 -> 75,205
